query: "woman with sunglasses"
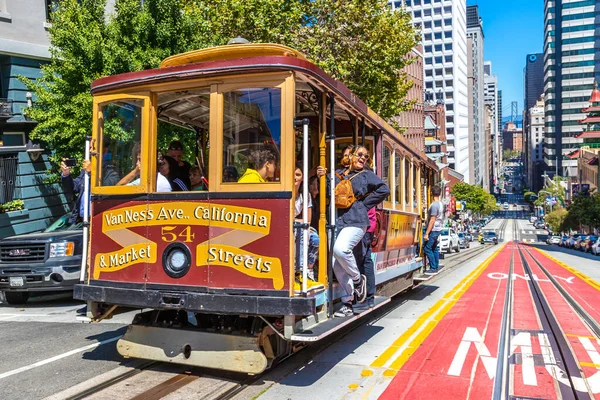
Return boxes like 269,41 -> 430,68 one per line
317,145 -> 390,317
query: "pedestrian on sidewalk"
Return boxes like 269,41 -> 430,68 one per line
424,186 -> 444,274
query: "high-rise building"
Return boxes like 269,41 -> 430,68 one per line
466,5 -> 487,190
523,53 -> 544,189
396,45 -> 425,152
543,0 -> 600,178
528,96 -> 545,191
484,62 -> 500,189
391,0 -> 470,182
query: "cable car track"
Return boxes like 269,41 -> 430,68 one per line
493,219 -> 599,400
61,221 -> 512,400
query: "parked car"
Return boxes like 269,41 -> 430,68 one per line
439,229 -> 460,253
582,236 -> 597,253
558,235 -> 569,247
0,214 -> 83,305
480,231 -> 499,245
566,234 -> 581,249
465,232 -> 473,242
591,238 -> 600,256
457,232 -> 470,249
573,236 -> 587,251
503,202 -> 509,210
547,235 -> 561,245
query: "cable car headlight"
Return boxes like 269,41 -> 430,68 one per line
162,243 -> 191,278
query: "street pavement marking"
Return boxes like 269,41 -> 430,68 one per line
369,243 -> 506,370
533,248 -> 600,292
581,362 -> 600,368
0,335 -> 122,380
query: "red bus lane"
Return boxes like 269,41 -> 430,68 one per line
379,244 -> 512,400
510,246 -> 561,399
530,247 -> 600,325
522,248 -> 600,398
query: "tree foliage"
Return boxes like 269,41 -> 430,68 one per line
562,193 -> 600,232
451,182 -> 498,216
534,177 -> 565,209
545,209 -> 567,233
502,149 -> 519,161
23,0 -> 418,161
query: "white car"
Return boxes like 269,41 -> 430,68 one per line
439,228 -> 460,253
547,235 -> 561,245
503,202 -> 509,210
592,238 -> 600,256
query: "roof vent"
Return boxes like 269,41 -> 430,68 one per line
227,37 -> 250,45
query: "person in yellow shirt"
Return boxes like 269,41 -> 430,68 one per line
238,149 -> 278,183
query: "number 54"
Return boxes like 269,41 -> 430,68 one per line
161,226 -> 195,243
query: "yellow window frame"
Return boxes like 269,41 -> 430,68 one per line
91,92 -> 154,195
209,72 -> 295,193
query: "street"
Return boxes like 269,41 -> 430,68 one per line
2,218 -> 598,399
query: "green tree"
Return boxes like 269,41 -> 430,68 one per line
535,177 -> 565,209
23,0 -> 419,162
502,149 -> 519,161
545,209 -> 567,233
451,182 -> 496,216
563,193 -> 600,231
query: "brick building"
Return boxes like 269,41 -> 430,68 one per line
395,45 -> 425,153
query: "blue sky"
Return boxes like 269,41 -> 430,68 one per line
469,0 -> 545,115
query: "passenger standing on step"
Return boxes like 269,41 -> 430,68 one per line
317,146 -> 390,317
424,186 -> 444,274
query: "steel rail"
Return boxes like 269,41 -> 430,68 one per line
522,246 -> 600,340
517,242 -> 592,400
492,219 -> 515,400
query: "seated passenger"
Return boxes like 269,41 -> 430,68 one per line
238,149 -> 277,183
223,166 -> 239,182
293,166 -> 321,292
189,166 -> 208,191
161,155 -> 189,191
167,140 -> 192,189
117,152 -> 171,192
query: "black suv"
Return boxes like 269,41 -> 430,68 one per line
0,214 -> 83,304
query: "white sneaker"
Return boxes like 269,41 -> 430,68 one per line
334,303 -> 353,317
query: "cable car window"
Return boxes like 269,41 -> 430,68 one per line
382,145 -> 391,203
156,89 -> 210,192
223,88 -> 281,183
405,158 -> 410,206
395,151 -> 402,207
98,99 -> 143,187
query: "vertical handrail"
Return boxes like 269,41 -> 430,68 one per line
301,119 -> 310,293
293,119 -> 310,294
327,96 -> 336,317
79,137 -> 91,283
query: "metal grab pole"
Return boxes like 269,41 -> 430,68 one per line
328,96 -> 336,317
294,119 -> 311,294
79,137 -> 91,283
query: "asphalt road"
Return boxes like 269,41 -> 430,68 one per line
1,217 -> 597,400
0,295 -> 139,400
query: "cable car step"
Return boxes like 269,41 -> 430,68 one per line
413,274 -> 434,282
290,296 -> 390,342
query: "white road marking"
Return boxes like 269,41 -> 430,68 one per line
0,335 -> 122,380
0,314 -> 49,321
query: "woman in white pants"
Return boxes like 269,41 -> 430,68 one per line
318,146 -> 390,317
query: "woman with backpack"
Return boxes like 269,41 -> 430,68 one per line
317,145 -> 390,317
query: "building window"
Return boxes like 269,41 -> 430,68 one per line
434,20 -> 442,27
446,104 -> 454,111
414,10 -> 422,18
445,67 -> 453,74
434,44 -> 442,52
444,30 -> 452,38
444,55 -> 453,63
425,57 -> 433,65
435,56 -> 443,64
444,5 -> 451,13
424,33 -> 432,41
444,18 -> 452,26
426,69 -> 433,77
434,32 -> 442,40
0,154 -> 18,204
424,9 -> 432,17
45,0 -> 59,21
435,68 -> 443,75
424,21 -> 432,28
426,81 -> 433,89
